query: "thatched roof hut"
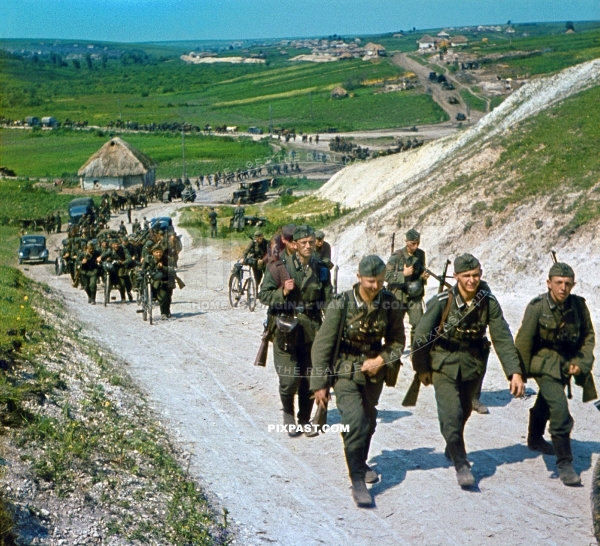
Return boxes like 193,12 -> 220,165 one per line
330,86 -> 348,99
78,137 -> 158,191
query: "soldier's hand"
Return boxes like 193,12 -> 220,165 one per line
313,388 -> 330,409
361,356 -> 385,376
568,364 -> 582,376
422,271 -> 430,280
403,264 -> 414,276
510,373 -> 525,398
282,278 -> 295,296
418,371 -> 432,386
82,258 -> 88,264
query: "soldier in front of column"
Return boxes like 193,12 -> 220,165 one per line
143,245 -> 176,319
385,228 -> 429,345
515,262 -> 595,486
258,225 -> 332,437
412,254 -> 525,488
77,241 -> 102,304
243,230 -> 268,286
101,239 -> 134,302
312,255 -> 405,508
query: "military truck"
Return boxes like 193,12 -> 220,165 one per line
68,198 -> 95,229
231,179 -> 271,204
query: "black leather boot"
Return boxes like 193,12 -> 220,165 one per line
551,435 -> 581,486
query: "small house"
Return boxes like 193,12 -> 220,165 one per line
78,137 -> 157,191
450,35 -> 469,47
418,35 -> 436,49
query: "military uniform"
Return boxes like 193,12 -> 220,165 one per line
101,244 -> 133,301
385,229 -> 427,344
143,250 -> 176,317
77,245 -> 101,304
258,226 -> 332,432
515,262 -> 595,486
232,204 -> 245,232
412,255 -> 522,482
311,258 -> 404,503
208,209 -> 218,238
315,231 -> 333,270
243,233 -> 268,286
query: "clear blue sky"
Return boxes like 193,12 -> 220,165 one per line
1,0 -> 598,42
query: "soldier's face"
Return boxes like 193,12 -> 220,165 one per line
547,276 -> 575,304
315,239 -> 323,249
454,266 -> 482,296
255,235 -> 264,243
357,272 -> 385,300
296,236 -> 315,259
406,240 -> 419,253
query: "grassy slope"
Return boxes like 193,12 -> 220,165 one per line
0,128 -> 273,179
0,53 -> 446,132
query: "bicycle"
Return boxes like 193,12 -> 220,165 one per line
228,261 -> 257,312
140,271 -> 154,324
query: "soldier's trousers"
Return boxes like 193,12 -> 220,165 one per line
433,370 -> 481,469
401,297 -> 424,346
109,273 -> 132,299
273,341 -> 314,423
334,377 -> 385,479
80,272 -> 98,301
531,375 -> 574,438
155,285 -> 173,316
252,266 -> 264,288
210,224 -> 217,238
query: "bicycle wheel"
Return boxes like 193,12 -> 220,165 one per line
228,273 -> 241,308
246,276 -> 256,312
104,276 -> 111,306
142,282 -> 148,321
146,280 -> 153,325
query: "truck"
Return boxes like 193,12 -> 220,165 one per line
68,198 -> 95,229
231,179 -> 271,204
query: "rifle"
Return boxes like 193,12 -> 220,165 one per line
254,311 -> 275,367
391,232 -> 396,254
424,263 -> 452,291
551,250 -> 557,263
72,264 -> 81,288
174,274 -> 186,289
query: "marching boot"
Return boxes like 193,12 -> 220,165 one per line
472,374 -> 489,414
551,436 -> 581,486
527,409 -> 555,455
364,435 -> 379,483
456,464 -> 475,488
351,477 -> 374,508
127,291 -> 134,302
346,449 -> 374,508
281,394 -> 301,438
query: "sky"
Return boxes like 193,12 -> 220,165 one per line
1,0 -> 598,42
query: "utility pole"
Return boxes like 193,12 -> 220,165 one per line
181,129 -> 187,180
309,92 -> 313,120
118,98 -> 122,121
269,104 -> 272,135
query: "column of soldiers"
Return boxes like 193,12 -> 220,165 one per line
256,225 -> 595,509
60,211 -> 184,319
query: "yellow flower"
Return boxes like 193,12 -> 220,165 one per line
20,305 -> 24,309
16,317 -> 20,321
23,296 -> 28,301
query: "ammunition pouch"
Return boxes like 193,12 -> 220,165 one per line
436,336 -> 489,353
274,315 -> 301,351
340,339 -> 383,356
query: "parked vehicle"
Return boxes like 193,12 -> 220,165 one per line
149,217 -> 173,231
68,198 -> 95,229
456,113 -> 467,121
248,126 -> 264,134
18,235 -> 48,264
231,179 -> 270,204
448,96 -> 460,104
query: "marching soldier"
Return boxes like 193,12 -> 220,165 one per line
208,207 -> 218,238
385,229 -> 429,345
311,255 -> 405,507
412,254 -> 525,488
77,241 -> 102,304
314,230 -> 334,269
118,221 -> 128,236
132,218 -> 141,234
515,262 -> 595,486
233,200 -> 245,232
143,245 -> 176,319
101,240 -> 133,302
258,225 -> 332,437
243,230 -> 268,286
54,211 -> 62,233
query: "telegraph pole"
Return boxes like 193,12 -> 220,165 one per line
181,129 -> 187,180
269,104 -> 272,135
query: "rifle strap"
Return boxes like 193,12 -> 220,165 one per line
436,292 -> 453,347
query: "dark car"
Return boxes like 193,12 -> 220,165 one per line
149,217 -> 173,231
428,72 -> 438,81
248,126 -> 264,134
447,96 -> 460,104
456,113 -> 467,121
18,235 -> 48,264
68,197 -> 95,229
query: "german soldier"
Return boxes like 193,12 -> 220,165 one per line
385,228 -> 429,345
208,207 -> 218,238
243,230 -> 268,286
515,262 -> 595,486
143,245 -> 176,319
311,255 -> 405,507
77,241 -> 102,304
314,230 -> 334,269
258,225 -> 332,437
412,254 -> 525,488
101,240 -> 133,302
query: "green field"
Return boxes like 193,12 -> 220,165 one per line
0,51 -> 447,132
0,128 -> 273,179
459,88 -> 488,112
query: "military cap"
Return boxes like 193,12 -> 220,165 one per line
315,230 -> 325,240
454,253 -> 481,273
281,224 -> 297,241
293,224 -> 315,241
85,241 -> 95,248
144,240 -> 154,248
151,244 -> 164,252
254,229 -> 263,237
549,262 -> 575,278
359,255 -> 386,277
405,228 -> 420,241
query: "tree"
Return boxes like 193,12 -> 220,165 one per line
72,59 -> 81,70
101,53 -> 108,68
507,20 -> 511,25
85,52 -> 93,70
566,21 -> 575,31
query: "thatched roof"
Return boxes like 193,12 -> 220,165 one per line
78,138 -> 158,178
331,86 -> 348,99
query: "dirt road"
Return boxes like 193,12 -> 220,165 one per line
25,201 -> 599,545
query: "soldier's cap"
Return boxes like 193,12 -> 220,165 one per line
85,241 -> 94,248
405,228 -> 420,241
549,262 -> 575,278
254,230 -> 263,237
358,255 -> 386,277
281,224 -> 297,241
454,253 -> 481,273
144,240 -> 154,247
152,244 -> 164,252
315,230 -> 325,240
293,224 -> 315,241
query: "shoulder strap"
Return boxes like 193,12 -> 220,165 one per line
438,291 -> 453,335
